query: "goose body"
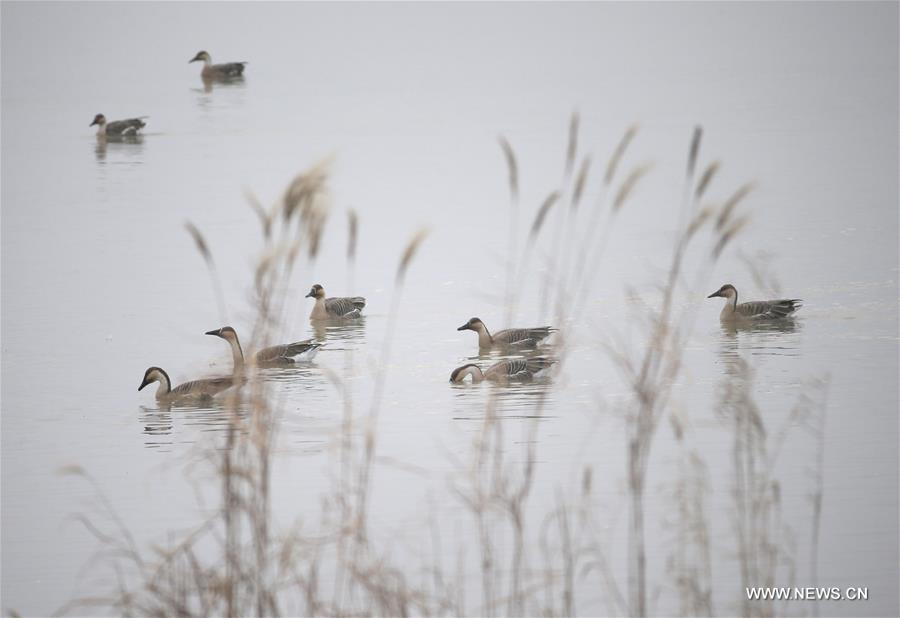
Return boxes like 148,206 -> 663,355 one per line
189,50 -> 247,79
450,357 -> 556,384
138,366 -> 241,403
306,284 -> 366,319
707,284 -> 802,321
457,317 -> 554,350
205,326 -> 321,370
90,113 -> 146,137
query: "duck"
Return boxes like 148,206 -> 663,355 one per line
449,357 -> 557,384
90,113 -> 146,137
457,317 -> 554,350
707,284 -> 802,321
205,326 -> 321,370
189,50 -> 247,80
305,284 -> 366,319
138,366 -> 242,403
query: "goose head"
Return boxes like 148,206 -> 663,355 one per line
138,366 -> 168,391
450,363 -> 482,383
205,325 -> 238,342
189,50 -> 212,64
707,284 -> 737,300
305,284 -> 325,300
89,113 -> 106,127
457,317 -> 486,333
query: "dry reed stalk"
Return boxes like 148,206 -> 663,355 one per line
567,125 -> 640,321
499,136 -> 521,324
245,189 -> 272,239
185,220 -> 228,324
347,209 -> 359,262
344,208 -> 360,307
498,135 -> 520,204
565,111 -> 580,180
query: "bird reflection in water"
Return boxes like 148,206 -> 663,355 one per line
310,316 -> 367,352
94,134 -> 144,163
192,75 -> 247,111
137,398 -> 252,451
139,405 -> 173,450
713,317 -> 804,399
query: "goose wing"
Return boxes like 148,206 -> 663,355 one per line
171,375 -> 241,398
494,326 -> 555,346
256,340 -> 321,363
325,296 -> 366,318
484,359 -> 524,380
212,62 -> 247,77
485,357 -> 556,381
106,117 -> 147,136
737,299 -> 803,320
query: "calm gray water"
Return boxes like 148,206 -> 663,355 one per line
2,3 -> 898,616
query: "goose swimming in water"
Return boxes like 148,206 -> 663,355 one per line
305,284 -> 366,319
707,284 -> 802,321
138,366 -> 242,403
450,357 -> 557,384
205,326 -> 321,370
457,317 -> 554,350
189,50 -> 247,80
90,113 -> 146,137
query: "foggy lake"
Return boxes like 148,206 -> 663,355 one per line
2,2 -> 897,616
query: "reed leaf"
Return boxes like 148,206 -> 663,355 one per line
347,210 -> 359,261
716,183 -> 755,231
687,126 -> 702,179
613,164 -> 653,212
572,156 -> 592,210
497,136 -> 519,202
184,221 -> 212,264
605,124 -> 638,185
397,228 -> 429,282
565,111 -> 580,177
244,189 -> 272,239
530,191 -> 560,237
695,161 -> 720,200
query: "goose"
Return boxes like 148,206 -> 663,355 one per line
138,366 -> 242,403
707,284 -> 802,321
305,284 -> 366,319
205,326 -> 321,370
189,50 -> 247,80
457,317 -> 554,350
90,113 -> 146,137
449,357 -> 557,384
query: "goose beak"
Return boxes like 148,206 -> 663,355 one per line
205,329 -> 221,337
89,119 -> 98,126
189,55 -> 200,63
138,377 -> 150,391
457,323 -> 470,331
305,291 -> 314,298
707,291 -> 721,298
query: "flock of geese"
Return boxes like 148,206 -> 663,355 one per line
91,50 -> 247,137
138,281 -> 802,404
119,51 -> 804,404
